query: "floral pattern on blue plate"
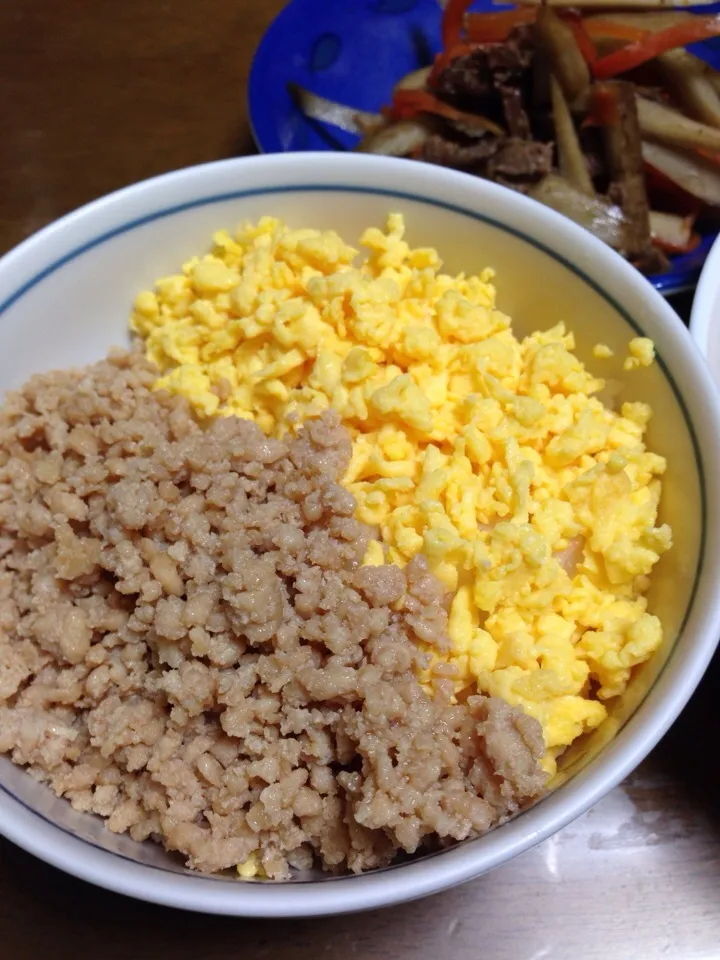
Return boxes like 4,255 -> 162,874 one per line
248,0 -> 720,295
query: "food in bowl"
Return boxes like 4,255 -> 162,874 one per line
294,5 -> 720,275
0,350 -> 546,880
0,213 -> 671,880
132,213 -> 672,776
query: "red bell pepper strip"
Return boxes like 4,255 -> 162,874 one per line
583,19 -> 648,44
391,89 -> 505,136
465,8 -> 536,44
565,14 -> 597,66
592,16 -> 720,81
442,0 -> 475,49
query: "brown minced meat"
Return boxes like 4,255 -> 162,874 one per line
0,350 -> 546,879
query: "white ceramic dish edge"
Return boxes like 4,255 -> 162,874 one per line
690,233 -> 720,391
0,154 -> 719,917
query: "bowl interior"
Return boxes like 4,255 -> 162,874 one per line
0,165 -> 708,902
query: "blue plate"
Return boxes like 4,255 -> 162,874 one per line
249,0 -> 720,296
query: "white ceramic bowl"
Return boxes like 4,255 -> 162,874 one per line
1,153 -> 719,917
690,233 -> 720,391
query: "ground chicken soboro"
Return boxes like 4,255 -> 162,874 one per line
0,350 -> 546,878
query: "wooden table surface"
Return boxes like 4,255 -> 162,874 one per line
1,2 -> 719,958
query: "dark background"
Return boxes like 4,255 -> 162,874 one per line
1,2 -> 718,957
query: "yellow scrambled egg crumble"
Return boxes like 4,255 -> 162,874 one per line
624,337 -> 655,371
131,214 -> 672,776
237,851 -> 265,879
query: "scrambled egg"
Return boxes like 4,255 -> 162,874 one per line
624,337 -> 655,371
131,214 -> 672,776
237,851 -> 264,879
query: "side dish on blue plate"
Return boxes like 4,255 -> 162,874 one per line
261,0 -> 720,285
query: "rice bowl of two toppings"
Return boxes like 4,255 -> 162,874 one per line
0,153 -> 718,916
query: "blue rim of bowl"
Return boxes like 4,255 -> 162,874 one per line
246,0 -> 720,298
0,182 -> 706,885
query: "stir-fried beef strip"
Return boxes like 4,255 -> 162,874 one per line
487,139 -> 554,190
421,133 -> 502,171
